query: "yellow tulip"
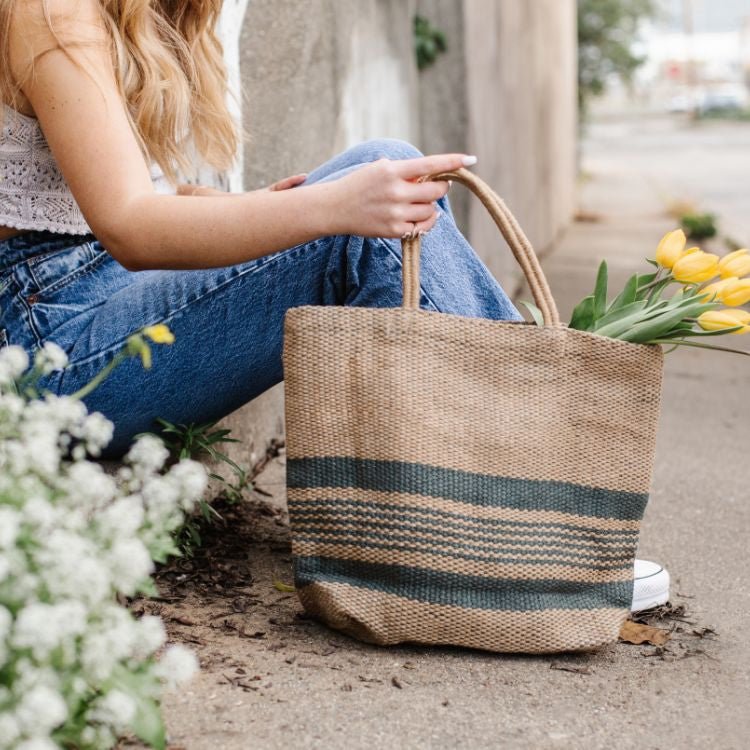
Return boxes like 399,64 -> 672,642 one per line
718,248 -> 750,279
698,309 -> 750,334
672,250 -> 720,284
655,229 -> 686,269
142,324 -> 175,345
720,278 -> 750,307
697,277 -> 736,302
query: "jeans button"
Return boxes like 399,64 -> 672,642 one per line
26,293 -> 38,305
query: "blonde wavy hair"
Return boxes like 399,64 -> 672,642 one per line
0,0 -> 240,184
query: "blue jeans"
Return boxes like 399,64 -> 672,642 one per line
0,139 -> 520,458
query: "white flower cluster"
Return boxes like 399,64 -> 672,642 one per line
0,345 -> 207,749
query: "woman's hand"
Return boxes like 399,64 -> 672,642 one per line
176,184 -> 230,197
325,154 -> 474,238
176,174 -> 307,197
267,173 -> 308,192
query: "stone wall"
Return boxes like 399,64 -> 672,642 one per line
463,0 -> 578,278
239,0 -> 419,190
214,0 -> 420,468
418,0 -> 578,282
215,0 -> 578,470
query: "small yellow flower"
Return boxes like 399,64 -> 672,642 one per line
140,345 -> 153,369
697,277 -> 736,302
655,229 -> 687,269
672,250 -> 720,284
698,309 -> 750,334
720,277 -> 750,307
718,248 -> 750,279
142,324 -> 175,345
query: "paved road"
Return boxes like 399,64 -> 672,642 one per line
162,116 -> 750,750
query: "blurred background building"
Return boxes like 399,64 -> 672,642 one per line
592,0 -> 750,116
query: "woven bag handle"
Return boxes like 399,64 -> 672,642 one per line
401,168 -> 561,326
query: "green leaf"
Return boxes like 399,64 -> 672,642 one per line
607,273 -> 638,312
137,577 -> 160,597
131,696 -> 167,750
593,261 -> 609,320
194,419 -> 221,432
619,302 -> 715,343
569,295 -> 596,331
519,300 -> 544,327
592,300 -> 648,332
110,666 -> 168,750
641,277 -> 674,303
634,272 -> 660,300
661,326 -> 745,338
669,292 -> 716,310
273,580 -> 296,593
205,434 -> 241,446
207,449 -> 244,477
199,500 -> 223,521
594,301 -> 668,339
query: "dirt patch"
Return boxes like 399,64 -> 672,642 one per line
131,470 -> 319,684
622,601 -> 719,663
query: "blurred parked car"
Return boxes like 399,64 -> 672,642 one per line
698,88 -> 747,114
667,86 -> 748,115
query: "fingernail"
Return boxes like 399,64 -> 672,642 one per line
462,155 -> 478,166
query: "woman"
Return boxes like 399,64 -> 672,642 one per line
0,0 -> 668,610
0,0 -> 520,452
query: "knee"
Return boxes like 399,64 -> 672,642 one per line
347,138 -> 423,163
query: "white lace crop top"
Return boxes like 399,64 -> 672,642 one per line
0,103 -> 175,235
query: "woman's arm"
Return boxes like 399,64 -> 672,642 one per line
10,0 -> 467,271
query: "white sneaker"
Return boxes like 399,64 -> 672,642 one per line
631,559 -> 670,612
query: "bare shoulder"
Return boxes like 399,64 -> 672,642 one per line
6,0 -> 156,255
9,0 -> 109,83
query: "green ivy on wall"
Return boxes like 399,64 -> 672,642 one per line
414,15 -> 448,71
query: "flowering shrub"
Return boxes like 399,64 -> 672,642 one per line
0,331 -> 206,749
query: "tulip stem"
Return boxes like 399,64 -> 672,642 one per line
638,272 -> 666,292
642,270 -> 674,305
650,339 -> 750,356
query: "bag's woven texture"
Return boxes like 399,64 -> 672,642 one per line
283,170 -> 664,654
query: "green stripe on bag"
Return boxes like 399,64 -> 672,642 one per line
293,523 -> 633,563
290,497 -> 640,538
295,556 -> 632,611
294,532 -> 631,571
288,457 -> 648,521
291,502 -> 638,546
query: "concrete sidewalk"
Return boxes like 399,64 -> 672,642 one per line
158,117 -> 750,750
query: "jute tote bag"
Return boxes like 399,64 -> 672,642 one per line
283,169 -> 663,653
